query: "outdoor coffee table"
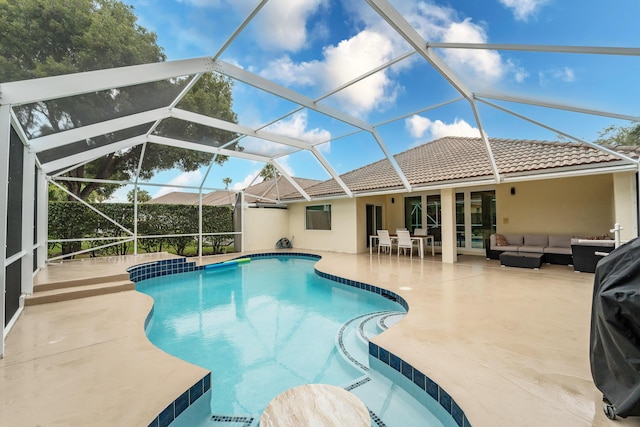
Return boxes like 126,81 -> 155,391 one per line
499,251 -> 543,269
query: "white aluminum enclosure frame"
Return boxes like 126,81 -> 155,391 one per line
1,0 -> 640,356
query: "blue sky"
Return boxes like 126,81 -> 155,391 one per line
117,0 -> 639,200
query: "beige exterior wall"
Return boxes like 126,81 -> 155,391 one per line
288,198 -> 359,253
613,171 -> 638,241
496,174 -> 615,237
245,171 -> 636,254
243,207 -> 290,252
355,196 -> 384,253
384,194 -> 406,232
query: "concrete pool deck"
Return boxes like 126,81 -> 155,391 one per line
2,251 -> 640,426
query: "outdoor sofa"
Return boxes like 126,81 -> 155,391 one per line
486,233 -> 574,265
486,233 -> 616,271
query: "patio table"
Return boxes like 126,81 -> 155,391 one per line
369,234 -> 434,258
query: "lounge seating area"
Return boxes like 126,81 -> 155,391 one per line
486,233 -> 616,272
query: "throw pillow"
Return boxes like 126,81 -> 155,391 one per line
587,235 -> 611,240
495,234 -> 509,246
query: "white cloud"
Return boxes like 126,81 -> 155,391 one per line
406,115 -> 480,142
231,158 -> 295,191
439,19 -> 506,83
377,2 -> 534,87
154,170 -> 203,198
261,29 -> 399,116
538,66 -> 576,86
272,156 -> 295,176
552,67 -> 575,83
259,56 -> 318,86
498,0 -> 549,21
508,59 -> 530,83
322,30 -> 399,114
264,1 -> 524,115
253,0 -> 327,52
232,170 -> 262,190
240,137 -> 296,158
266,111 -> 331,145
241,111 -> 331,157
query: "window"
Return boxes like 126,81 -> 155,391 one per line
306,205 -> 331,230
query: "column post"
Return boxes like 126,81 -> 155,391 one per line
440,188 -> 457,264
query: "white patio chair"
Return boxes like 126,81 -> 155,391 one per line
377,229 -> 393,255
397,230 -> 418,258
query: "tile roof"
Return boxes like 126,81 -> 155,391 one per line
243,176 -> 322,204
147,176 -> 321,206
285,137 -> 630,199
145,191 -> 201,205
608,144 -> 640,160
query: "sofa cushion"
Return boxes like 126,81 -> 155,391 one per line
503,234 -> 523,246
524,234 -> 548,247
519,246 -> 545,253
548,235 -> 572,248
543,246 -> 572,255
493,245 -> 520,252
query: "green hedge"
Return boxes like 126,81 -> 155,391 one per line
48,202 -> 234,258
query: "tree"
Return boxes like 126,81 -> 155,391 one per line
595,123 -> 640,146
127,189 -> 151,203
1,0 -> 239,201
260,163 -> 280,181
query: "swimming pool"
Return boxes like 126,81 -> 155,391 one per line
136,255 -> 460,426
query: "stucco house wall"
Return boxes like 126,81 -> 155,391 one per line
253,172 -> 635,255
242,207 -> 290,252
613,171 -> 638,241
496,174 -> 615,237
288,198 -> 359,253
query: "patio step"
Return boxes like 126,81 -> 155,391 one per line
25,280 -> 135,306
33,272 -> 131,292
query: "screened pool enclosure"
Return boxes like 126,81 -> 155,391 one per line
2,0 -> 639,356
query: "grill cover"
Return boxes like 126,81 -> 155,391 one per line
590,237 -> 640,418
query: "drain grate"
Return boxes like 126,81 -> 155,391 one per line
210,414 -> 254,427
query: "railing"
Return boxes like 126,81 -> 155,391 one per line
47,231 -> 242,262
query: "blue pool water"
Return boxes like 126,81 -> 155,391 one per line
137,255 -> 461,426
137,256 -> 401,416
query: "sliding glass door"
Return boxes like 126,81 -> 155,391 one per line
366,204 -> 383,247
405,189 -> 496,250
470,190 -> 496,249
404,196 -> 422,233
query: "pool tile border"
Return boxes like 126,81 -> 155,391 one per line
314,269 -> 409,312
127,258 -> 202,283
146,373 -> 211,427
132,252 -> 470,427
313,263 -> 470,427
368,341 -> 471,427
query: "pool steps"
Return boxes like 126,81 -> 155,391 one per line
26,274 -> 134,305
337,312 -> 460,427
